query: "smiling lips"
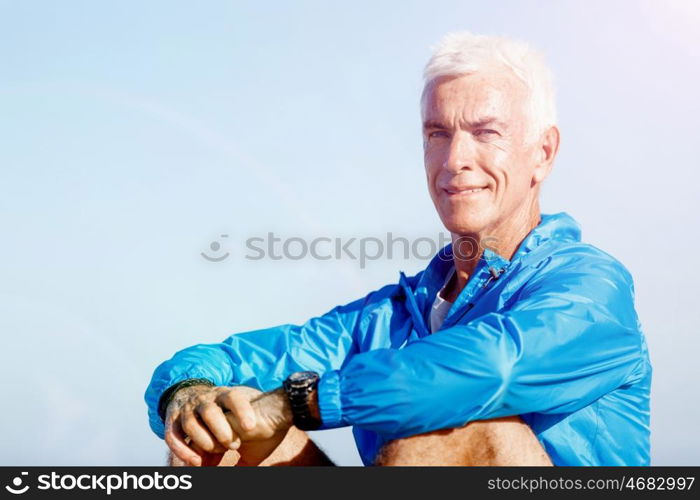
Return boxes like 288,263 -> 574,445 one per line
443,185 -> 489,196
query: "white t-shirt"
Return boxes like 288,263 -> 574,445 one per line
429,266 -> 456,333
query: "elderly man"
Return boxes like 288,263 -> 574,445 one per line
145,32 -> 651,466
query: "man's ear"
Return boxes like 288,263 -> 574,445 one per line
532,125 -> 560,185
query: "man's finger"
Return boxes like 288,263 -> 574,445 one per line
217,390 -> 257,432
165,417 -> 202,467
181,408 -> 225,453
190,441 -> 226,467
197,402 -> 238,450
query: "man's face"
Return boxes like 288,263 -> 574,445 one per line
422,70 -> 543,236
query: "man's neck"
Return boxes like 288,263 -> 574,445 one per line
444,203 -> 541,303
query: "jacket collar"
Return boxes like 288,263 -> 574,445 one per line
400,212 -> 582,332
511,211 -> 581,261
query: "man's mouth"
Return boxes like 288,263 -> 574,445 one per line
443,185 -> 489,196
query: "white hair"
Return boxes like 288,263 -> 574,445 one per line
421,32 -> 557,140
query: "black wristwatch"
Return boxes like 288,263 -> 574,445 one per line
283,371 -> 321,431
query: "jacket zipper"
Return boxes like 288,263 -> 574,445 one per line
441,266 -> 506,329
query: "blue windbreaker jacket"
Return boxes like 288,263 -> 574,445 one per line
145,212 -> 651,465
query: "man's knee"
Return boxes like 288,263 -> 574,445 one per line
166,449 -> 240,466
375,416 -> 552,466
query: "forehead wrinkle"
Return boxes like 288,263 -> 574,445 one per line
422,114 -> 508,132
423,71 -> 528,131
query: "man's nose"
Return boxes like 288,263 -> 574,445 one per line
442,133 -> 476,173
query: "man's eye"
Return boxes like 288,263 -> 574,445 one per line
428,131 -> 449,139
474,129 -> 499,137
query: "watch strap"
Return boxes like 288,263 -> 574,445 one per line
283,373 -> 321,431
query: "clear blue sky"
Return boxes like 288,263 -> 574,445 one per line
1,0 -> 698,465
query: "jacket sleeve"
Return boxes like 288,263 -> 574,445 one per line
144,289 -> 378,439
316,249 -> 648,438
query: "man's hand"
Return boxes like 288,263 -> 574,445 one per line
226,388 -> 295,466
164,384 -> 263,466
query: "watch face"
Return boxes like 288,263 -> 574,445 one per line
288,371 -> 318,386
